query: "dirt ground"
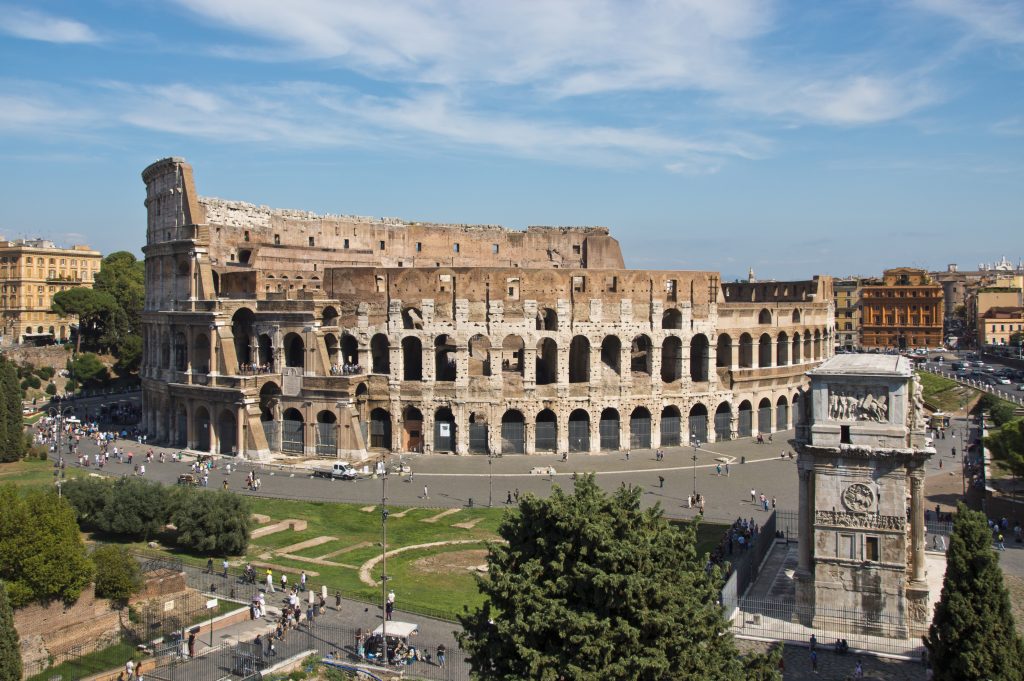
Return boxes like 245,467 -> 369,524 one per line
410,549 -> 488,575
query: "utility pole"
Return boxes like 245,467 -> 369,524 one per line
691,435 -> 699,499
488,450 -> 493,508
380,454 -> 387,659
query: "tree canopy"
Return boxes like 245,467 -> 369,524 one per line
0,485 -> 93,607
91,545 -> 142,606
458,475 -> 773,681
984,418 -> 1024,480
0,358 -> 26,463
0,582 -> 20,681
169,490 -> 252,556
924,503 -> 1024,680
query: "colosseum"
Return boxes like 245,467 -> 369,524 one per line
140,158 -> 835,460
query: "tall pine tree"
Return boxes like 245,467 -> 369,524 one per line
0,358 -> 24,463
0,581 -> 20,681
924,503 -> 1024,680
458,475 -> 775,680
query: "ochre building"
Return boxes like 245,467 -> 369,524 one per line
859,268 -> 943,350
0,239 -> 103,345
140,158 -> 835,460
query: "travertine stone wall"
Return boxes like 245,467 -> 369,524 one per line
139,157 -> 835,460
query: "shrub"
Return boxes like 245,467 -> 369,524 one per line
45,383 -> 56,396
92,545 -> 142,606
35,367 -> 55,381
170,489 -> 251,556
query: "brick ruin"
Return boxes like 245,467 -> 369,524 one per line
140,157 -> 835,459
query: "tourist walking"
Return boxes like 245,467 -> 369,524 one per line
437,644 -> 446,667
750,488 -> 756,503
422,485 -> 429,500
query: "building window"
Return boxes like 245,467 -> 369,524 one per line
492,244 -> 499,254
309,237 -> 315,247
865,536 -> 880,562
416,242 -> 422,252
453,243 -> 460,253
343,239 -> 350,249
572,276 -> 586,293
379,240 -> 386,250
572,244 -> 581,255
274,234 -> 281,245
244,230 -> 250,242
839,533 -> 856,560
506,277 -> 520,300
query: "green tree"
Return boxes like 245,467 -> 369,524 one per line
0,581 -> 21,681
113,334 -> 143,375
61,477 -> 114,532
0,485 -> 93,607
51,287 -> 121,353
93,252 -> 145,336
0,359 -> 26,462
91,545 -> 142,606
924,503 -> 1024,680
458,475 -> 772,681
985,419 -> 1024,480
102,478 -> 169,540
69,353 -> 108,387
170,490 -> 251,556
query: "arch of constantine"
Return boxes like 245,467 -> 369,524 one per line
140,158 -> 835,459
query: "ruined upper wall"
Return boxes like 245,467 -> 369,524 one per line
142,157 -> 623,269
721,277 -> 832,304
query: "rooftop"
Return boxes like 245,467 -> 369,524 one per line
809,353 -> 911,377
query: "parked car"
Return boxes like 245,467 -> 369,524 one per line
996,377 -> 1012,385
177,473 -> 199,486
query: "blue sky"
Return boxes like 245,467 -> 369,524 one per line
0,0 -> 1022,280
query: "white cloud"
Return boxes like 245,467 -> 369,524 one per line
0,91 -> 98,132
911,0 -> 1024,44
991,117 -> 1024,136
0,7 -> 100,43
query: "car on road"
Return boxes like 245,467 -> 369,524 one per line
1017,384 -> 1024,391
996,376 -> 1012,385
311,462 -> 359,480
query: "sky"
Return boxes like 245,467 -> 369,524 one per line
0,1 -> 1022,281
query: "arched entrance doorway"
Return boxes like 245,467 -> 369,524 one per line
599,408 -> 620,450
568,409 -> 590,452
688,404 -> 708,444
776,396 -> 789,431
758,398 -> 772,435
535,409 -> 557,452
316,411 -> 337,455
630,407 -> 651,449
194,406 -> 211,451
738,400 -> 753,438
468,412 -> 488,453
501,410 -> 526,454
369,408 -> 392,451
403,406 -> 423,452
282,408 -> 304,454
660,406 -> 681,447
434,407 -> 455,452
715,402 -> 733,441
217,408 -> 236,455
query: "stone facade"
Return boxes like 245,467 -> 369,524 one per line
139,158 -> 836,459
859,268 -> 944,350
794,354 -> 933,636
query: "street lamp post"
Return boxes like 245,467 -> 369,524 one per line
379,454 -> 389,666
488,450 -> 493,508
690,435 -> 700,499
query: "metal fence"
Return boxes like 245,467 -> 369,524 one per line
734,595 -> 925,657
720,512 -> 778,612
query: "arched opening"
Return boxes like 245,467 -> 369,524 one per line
435,335 -> 456,381
231,308 -> 255,369
792,393 -> 801,428
738,333 -> 753,368
792,309 -> 801,323
776,396 -> 789,431
758,398 -> 772,434
758,333 -> 772,368
369,408 -> 393,451
661,336 -> 683,383
803,333 -> 812,362
355,383 -> 368,400
689,334 -> 709,382
630,407 -> 651,449
537,308 -> 558,331
502,335 -> 525,376
321,306 -> 339,327
192,333 -> 211,374
716,402 -> 734,441
217,408 -> 236,455
536,338 -> 557,385
175,403 -> 187,448
568,409 -> 590,452
284,333 -> 305,369
468,412 -> 488,453
662,308 -> 682,330
403,406 -> 423,452
468,334 -> 492,377
194,406 -> 211,452
258,334 -> 273,369
792,332 -> 802,364
500,410 -> 526,454
569,336 -> 590,383
282,408 -> 304,454
341,334 -> 359,370
535,409 -> 557,452
402,307 -> 423,330
259,382 -> 281,450
688,404 -> 708,444
777,332 -> 789,366
758,308 -> 772,325
371,334 -> 390,374
316,410 -> 337,455
434,407 -> 455,452
599,408 -> 620,450
173,332 -> 187,371
630,335 -> 652,376
324,333 -> 340,369
600,335 -> 621,375
814,330 -> 822,360
716,334 -> 732,368
737,400 -> 752,437
660,406 -> 681,447
402,337 -> 423,380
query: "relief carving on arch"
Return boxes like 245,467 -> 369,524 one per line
827,385 -> 889,422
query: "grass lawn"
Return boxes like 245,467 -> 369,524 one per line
26,640 -> 137,681
0,457 -> 84,488
128,495 -> 727,622
917,371 -> 978,413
